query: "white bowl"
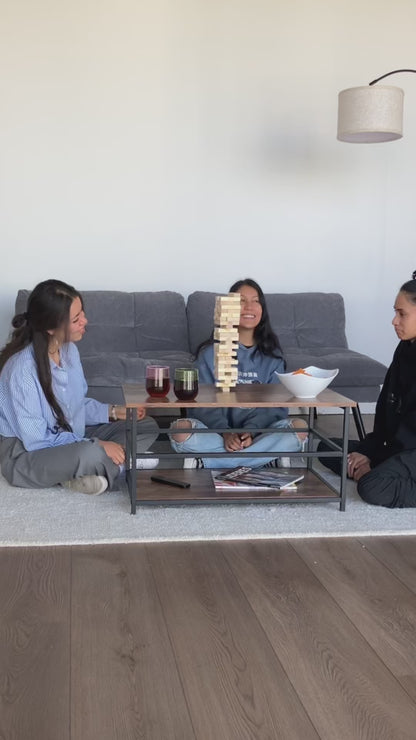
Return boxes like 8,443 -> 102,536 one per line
276,366 -> 339,398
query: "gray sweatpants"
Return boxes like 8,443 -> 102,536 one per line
0,417 -> 159,490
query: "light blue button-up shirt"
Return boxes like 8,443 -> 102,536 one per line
0,343 -> 109,451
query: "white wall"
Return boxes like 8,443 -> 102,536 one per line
1,0 -> 415,366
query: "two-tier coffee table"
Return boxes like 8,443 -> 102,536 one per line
122,383 -> 357,514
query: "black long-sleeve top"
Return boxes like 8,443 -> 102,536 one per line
358,340 -> 416,466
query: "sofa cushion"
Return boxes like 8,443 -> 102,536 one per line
138,350 -> 194,367
79,292 -> 136,355
15,290 -> 31,316
285,348 -> 387,389
186,292 -> 219,354
15,287 -> 387,406
133,292 -> 189,352
16,290 -> 139,356
186,291 -> 387,399
266,293 -> 348,349
81,354 -> 148,386
82,351 -> 193,386
16,289 -> 190,357
186,291 -> 348,354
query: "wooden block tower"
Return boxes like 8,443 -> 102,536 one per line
213,292 -> 241,391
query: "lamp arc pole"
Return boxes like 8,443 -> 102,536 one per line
369,69 -> 416,86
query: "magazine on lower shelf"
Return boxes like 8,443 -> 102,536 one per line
211,466 -> 304,491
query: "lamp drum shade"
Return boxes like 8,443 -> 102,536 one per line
337,85 -> 404,142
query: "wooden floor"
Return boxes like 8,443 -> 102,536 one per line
1,537 -> 416,739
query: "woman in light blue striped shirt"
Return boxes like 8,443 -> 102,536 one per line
0,280 -> 159,495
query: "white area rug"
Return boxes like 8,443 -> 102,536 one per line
1,468 -> 416,546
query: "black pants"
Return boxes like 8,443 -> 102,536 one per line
318,439 -> 416,509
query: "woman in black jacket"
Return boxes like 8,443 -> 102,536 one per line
319,270 -> 416,508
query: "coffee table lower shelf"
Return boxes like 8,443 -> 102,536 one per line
134,468 -> 341,506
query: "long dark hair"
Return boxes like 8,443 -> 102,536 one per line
400,269 -> 416,304
197,278 -> 283,358
0,279 -> 82,432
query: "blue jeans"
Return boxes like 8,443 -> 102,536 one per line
170,418 -> 303,469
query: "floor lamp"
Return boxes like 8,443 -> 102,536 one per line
337,69 -> 416,143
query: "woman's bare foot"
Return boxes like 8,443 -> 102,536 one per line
291,418 -> 308,442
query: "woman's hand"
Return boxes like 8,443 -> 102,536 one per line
347,452 -> 371,481
238,432 -> 253,448
111,405 -> 147,421
98,440 -> 125,465
223,432 -> 253,452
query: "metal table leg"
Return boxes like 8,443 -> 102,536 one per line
126,407 -> 137,515
352,404 -> 366,441
340,407 -> 349,511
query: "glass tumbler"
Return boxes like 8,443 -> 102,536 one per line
145,365 -> 170,398
173,368 -> 199,401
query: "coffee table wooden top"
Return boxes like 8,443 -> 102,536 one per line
122,383 -> 356,409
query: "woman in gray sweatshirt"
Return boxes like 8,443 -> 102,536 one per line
170,278 -> 306,469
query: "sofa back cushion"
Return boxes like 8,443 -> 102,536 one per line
15,289 -> 190,356
15,290 -> 31,317
79,291 -> 136,355
133,292 -> 189,352
15,290 -> 137,355
266,293 -> 348,350
186,291 -> 348,355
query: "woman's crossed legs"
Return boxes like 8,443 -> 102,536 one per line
170,417 -> 306,469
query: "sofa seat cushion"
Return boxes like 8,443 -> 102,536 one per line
138,350 -> 193,366
82,351 -> 194,386
82,354 -> 148,386
285,348 -> 387,389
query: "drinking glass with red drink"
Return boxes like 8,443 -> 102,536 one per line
173,368 -> 199,401
145,365 -> 170,398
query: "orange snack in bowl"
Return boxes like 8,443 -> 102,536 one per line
292,368 -> 312,376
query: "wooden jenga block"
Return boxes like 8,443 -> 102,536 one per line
214,328 -> 239,338
215,370 -> 238,379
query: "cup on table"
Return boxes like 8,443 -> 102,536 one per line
145,365 -> 170,398
173,368 -> 199,401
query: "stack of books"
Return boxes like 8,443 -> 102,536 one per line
211,466 -> 304,491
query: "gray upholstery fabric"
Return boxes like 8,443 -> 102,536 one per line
186,291 -> 348,352
15,288 -> 387,404
79,292 -> 137,354
133,292 -> 189,352
186,291 -> 387,401
82,352 -> 193,385
15,290 -> 31,316
15,289 -> 193,386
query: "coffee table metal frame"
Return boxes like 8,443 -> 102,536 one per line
122,383 -> 357,515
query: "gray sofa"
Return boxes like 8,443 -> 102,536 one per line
15,289 -> 387,406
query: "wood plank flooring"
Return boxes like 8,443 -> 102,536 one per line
1,537 -> 416,739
